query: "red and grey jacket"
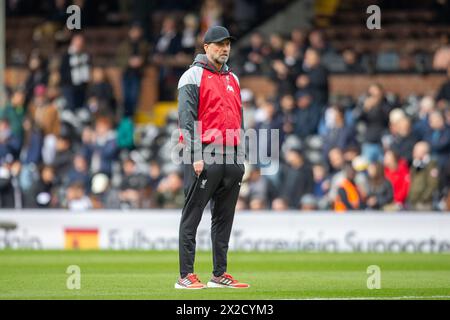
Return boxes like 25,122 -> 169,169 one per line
178,54 -> 244,160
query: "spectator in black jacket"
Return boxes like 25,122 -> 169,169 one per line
0,118 -> 21,162
342,48 -> 365,73
240,32 -> 268,75
357,83 -> 392,163
413,96 -> 435,140
0,159 -> 23,209
294,91 -> 321,139
424,111 -> 450,169
322,105 -> 357,157
20,117 -> 43,166
277,94 -> 297,140
300,48 -> 329,108
290,28 -> 307,55
87,67 -> 116,117
60,34 -> 91,110
52,135 -> 74,185
28,166 -> 55,208
255,99 -> 284,157
267,33 -> 284,61
153,17 -> 182,56
270,59 -> 295,97
117,23 -> 149,117
152,16 -> 183,100
390,116 -> 418,164
146,160 -> 163,191
308,29 -> 332,55
272,148 -> 314,209
119,157 -> 147,209
247,167 -> 269,210
65,154 -> 90,191
24,53 -> 48,106
436,64 -> 450,108
366,162 -> 394,210
283,41 -> 303,80
180,14 -> 199,55
81,116 -> 118,177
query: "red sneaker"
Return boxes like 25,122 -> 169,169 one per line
207,272 -> 250,289
174,273 -> 206,289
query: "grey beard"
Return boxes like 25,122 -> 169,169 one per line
216,55 -> 229,65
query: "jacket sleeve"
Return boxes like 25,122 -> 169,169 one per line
59,53 -> 72,86
236,104 -> 246,163
376,180 -> 394,207
178,68 -> 203,162
420,163 -> 439,202
429,128 -> 450,152
233,72 -> 246,163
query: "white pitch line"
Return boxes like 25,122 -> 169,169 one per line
296,295 -> 450,300
1,293 -> 449,300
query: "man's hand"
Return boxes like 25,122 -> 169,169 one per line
193,160 -> 204,177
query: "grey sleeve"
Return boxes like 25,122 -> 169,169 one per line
178,67 -> 203,162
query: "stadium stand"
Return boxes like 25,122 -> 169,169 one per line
2,0 -> 450,211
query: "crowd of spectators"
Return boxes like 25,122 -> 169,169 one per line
236,55 -> 450,211
2,0 -> 450,212
236,28 -> 450,77
228,23 -> 450,212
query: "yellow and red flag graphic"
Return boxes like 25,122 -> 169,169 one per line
64,228 -> 99,250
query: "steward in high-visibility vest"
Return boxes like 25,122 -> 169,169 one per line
334,162 -> 364,212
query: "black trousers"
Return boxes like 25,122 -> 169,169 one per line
179,152 -> 244,278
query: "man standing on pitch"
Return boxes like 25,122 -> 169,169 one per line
175,26 -> 249,289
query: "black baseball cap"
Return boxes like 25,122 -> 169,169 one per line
203,26 -> 236,44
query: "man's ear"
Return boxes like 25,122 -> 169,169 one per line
203,43 -> 208,53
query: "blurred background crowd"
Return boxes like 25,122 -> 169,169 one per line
1,0 -> 450,211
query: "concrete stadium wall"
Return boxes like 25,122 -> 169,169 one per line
6,68 -> 447,107
240,74 -> 447,100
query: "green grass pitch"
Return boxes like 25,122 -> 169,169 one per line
0,250 -> 449,300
